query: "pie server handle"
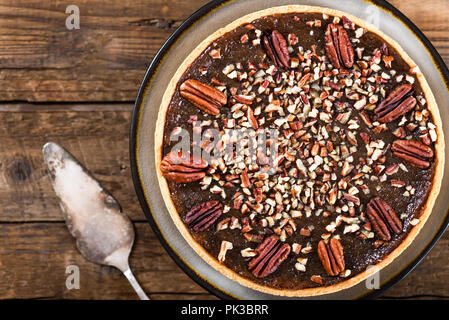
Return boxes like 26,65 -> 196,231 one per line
123,268 -> 150,300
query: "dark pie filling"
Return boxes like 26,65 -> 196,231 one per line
161,12 -> 437,290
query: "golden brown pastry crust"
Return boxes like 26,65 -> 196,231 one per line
155,5 -> 445,297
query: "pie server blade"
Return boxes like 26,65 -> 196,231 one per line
42,142 -> 149,300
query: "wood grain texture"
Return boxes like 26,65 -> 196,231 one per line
0,0 -> 448,300
0,106 -> 447,299
0,108 -> 146,222
0,222 -> 214,299
381,237 -> 449,300
0,0 -> 208,102
0,0 -> 447,102
0,222 -> 446,299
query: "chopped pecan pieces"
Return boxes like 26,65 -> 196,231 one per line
161,151 -> 208,183
160,11 -> 442,288
325,23 -> 354,69
366,197 -> 402,241
374,84 -> 416,123
184,200 -> 223,232
218,240 -> 233,263
317,238 -> 345,276
392,140 -> 434,169
310,275 -> 323,285
262,30 -> 290,68
180,79 -> 227,115
248,235 -> 291,278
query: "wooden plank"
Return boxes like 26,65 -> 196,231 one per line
0,102 -> 133,112
381,236 -> 449,299
0,0 -> 209,102
0,222 -> 213,299
0,105 -> 216,299
0,108 -> 147,222
148,294 -> 217,300
0,105 -> 447,299
0,108 -> 131,137
0,135 -> 146,222
0,222 -> 447,299
389,0 -> 449,64
0,0 -> 447,102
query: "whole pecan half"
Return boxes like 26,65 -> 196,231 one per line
262,30 -> 290,69
248,235 -> 290,278
366,197 -> 402,241
184,200 -> 223,232
325,23 -> 354,69
392,139 -> 434,169
374,84 -> 417,123
180,79 -> 227,115
160,151 -> 208,183
317,238 -> 345,276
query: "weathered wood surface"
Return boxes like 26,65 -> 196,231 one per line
0,0 -> 447,102
0,106 -> 215,299
0,106 -> 446,299
0,222 -> 215,300
0,221 -> 446,300
0,108 -> 143,222
0,0 -> 209,102
0,0 -> 448,300
381,238 -> 449,300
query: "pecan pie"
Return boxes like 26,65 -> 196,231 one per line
155,6 -> 444,296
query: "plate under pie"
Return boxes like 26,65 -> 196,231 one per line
153,5 -> 445,297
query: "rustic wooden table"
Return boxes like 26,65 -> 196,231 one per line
0,0 -> 448,300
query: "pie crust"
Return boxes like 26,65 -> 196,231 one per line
154,5 -> 445,296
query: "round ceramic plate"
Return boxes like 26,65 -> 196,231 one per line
130,0 -> 449,299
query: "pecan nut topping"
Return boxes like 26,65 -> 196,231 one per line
248,235 -> 291,278
262,30 -> 290,68
180,79 -> 227,115
160,151 -> 208,183
317,238 -> 345,276
325,23 -> 354,69
374,84 -> 417,123
184,200 -> 223,232
366,197 -> 402,241
392,139 -> 434,169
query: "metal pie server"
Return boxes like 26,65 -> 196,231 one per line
42,142 -> 149,300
